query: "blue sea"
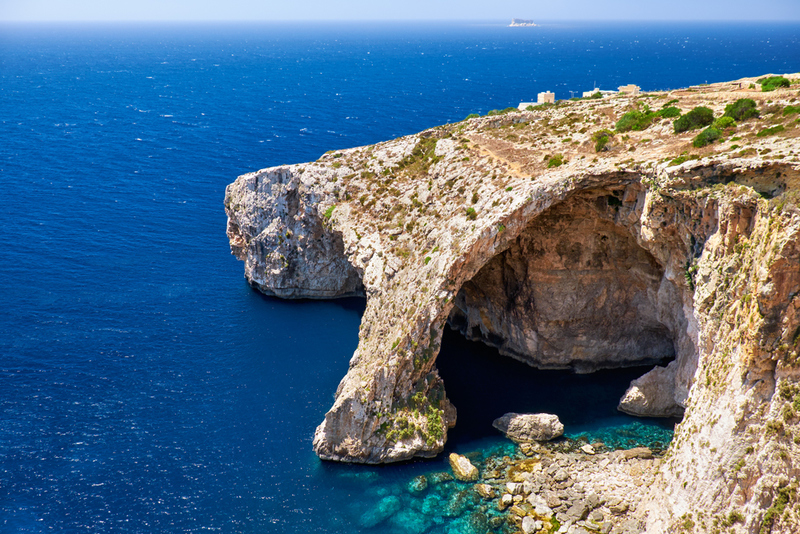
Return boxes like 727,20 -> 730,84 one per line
1,20 -> 798,533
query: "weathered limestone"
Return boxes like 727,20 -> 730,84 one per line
492,413 -> 564,442
226,74 -> 800,532
449,453 -> 479,482
448,189 -> 681,373
617,363 -> 684,417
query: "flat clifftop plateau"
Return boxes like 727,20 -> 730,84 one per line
226,75 -> 800,533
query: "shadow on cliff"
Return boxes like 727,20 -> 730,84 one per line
251,286 -> 367,314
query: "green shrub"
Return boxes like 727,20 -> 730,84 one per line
547,154 -> 565,168
670,153 -> 698,166
693,127 -> 722,148
759,76 -> 790,91
465,207 -> 477,220
487,107 -> 518,116
712,116 -> 737,130
761,484 -> 796,533
674,106 -> 714,133
465,113 -> 479,120
657,106 -> 681,118
525,105 -> 535,111
783,105 -> 800,116
723,98 -> 759,121
323,205 -> 335,220
757,125 -> 785,137
592,129 -> 614,152
616,110 -> 656,132
580,91 -> 603,100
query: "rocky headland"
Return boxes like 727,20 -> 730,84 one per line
225,74 -> 800,533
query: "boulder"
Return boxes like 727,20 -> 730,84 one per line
620,447 -> 653,460
492,413 -> 564,442
448,453 -> 479,481
474,483 -> 496,500
527,494 -> 554,517
522,516 -> 543,534
617,363 -> 685,418
552,468 -> 569,482
566,501 -> 589,521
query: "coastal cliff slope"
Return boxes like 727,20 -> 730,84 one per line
225,75 -> 800,533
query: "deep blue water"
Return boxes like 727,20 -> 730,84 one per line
0,21 -> 797,533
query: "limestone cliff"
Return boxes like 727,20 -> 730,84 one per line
226,75 -> 800,532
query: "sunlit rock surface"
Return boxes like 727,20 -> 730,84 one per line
227,74 -> 800,532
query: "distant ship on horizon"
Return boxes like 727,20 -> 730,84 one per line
509,18 -> 537,27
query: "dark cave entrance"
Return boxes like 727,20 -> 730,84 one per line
435,327 -> 678,452
435,189 -> 690,451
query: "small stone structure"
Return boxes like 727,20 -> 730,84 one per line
582,88 -> 616,98
537,91 -> 555,104
517,102 -> 536,111
618,84 -> 641,95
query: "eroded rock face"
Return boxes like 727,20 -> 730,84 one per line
449,190 -> 679,373
225,166 -> 364,299
226,76 -> 800,532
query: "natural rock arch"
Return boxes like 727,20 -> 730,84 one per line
446,186 -> 697,417
226,120 -> 800,531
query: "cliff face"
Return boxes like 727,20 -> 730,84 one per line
225,76 -> 800,532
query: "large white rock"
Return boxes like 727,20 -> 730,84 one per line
448,453 -> 479,481
617,362 -> 684,418
492,413 -> 564,442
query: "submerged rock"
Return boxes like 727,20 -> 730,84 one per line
389,508 -> 432,534
359,495 -> 402,528
427,471 -> 454,485
408,475 -> 428,494
442,488 -> 478,517
474,483 -> 496,500
493,413 -> 564,442
448,453 -> 479,482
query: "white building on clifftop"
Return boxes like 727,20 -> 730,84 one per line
537,91 -> 555,104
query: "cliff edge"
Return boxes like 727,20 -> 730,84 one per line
225,75 -> 800,533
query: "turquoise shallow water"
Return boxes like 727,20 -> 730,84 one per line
1,20 -> 797,534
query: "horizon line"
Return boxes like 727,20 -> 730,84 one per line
2,17 -> 800,23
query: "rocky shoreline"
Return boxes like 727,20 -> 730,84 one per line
356,438 -> 663,534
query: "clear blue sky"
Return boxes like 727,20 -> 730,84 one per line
2,0 -> 799,21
